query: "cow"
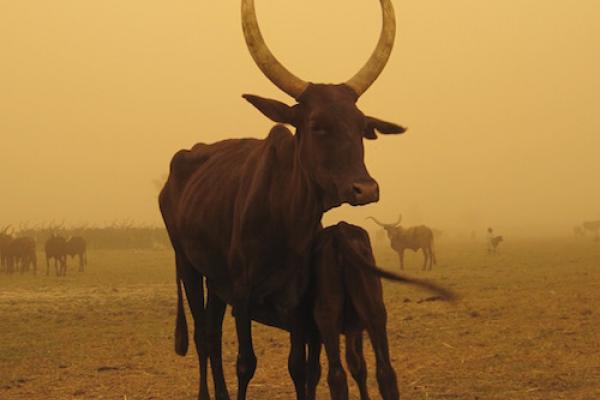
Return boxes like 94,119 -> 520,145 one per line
45,234 -> 68,276
0,226 -> 13,272
6,237 -> 37,274
583,220 -> 600,241
573,226 -> 585,237
367,215 -> 436,271
66,236 -> 87,272
159,0 -> 405,398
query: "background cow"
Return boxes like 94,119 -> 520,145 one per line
66,236 -> 87,272
0,226 -> 13,272
583,220 -> 600,241
45,234 -> 68,276
6,237 -> 37,274
367,215 -> 436,271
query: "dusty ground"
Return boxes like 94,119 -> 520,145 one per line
1,237 -> 600,399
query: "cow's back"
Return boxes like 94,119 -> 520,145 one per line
159,127 -> 302,304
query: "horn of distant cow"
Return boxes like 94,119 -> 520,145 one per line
241,0 -> 309,99
366,216 -> 389,228
345,0 -> 396,97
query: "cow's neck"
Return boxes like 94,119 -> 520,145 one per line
277,143 -> 322,252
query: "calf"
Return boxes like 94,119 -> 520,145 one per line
311,222 -> 455,400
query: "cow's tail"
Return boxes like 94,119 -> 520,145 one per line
337,231 -> 456,302
174,258 -> 189,356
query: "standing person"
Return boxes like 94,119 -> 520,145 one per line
487,227 -> 495,254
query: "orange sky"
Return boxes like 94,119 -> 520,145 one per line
1,1 -> 599,235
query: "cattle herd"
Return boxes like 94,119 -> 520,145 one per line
2,0 -> 599,399
0,226 -> 87,277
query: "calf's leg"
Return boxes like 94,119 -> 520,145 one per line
346,331 -> 370,400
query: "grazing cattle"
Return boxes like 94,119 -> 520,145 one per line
367,215 -> 436,271
0,226 -> 13,272
583,220 -> 600,241
489,236 -> 503,254
66,236 -> 87,272
6,237 -> 37,274
45,234 -> 67,276
160,0 -> 405,398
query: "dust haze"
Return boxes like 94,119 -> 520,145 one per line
1,1 -> 599,236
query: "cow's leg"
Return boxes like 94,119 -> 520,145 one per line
206,290 -> 230,400
234,311 -> 256,400
179,255 -> 210,400
422,248 -> 429,271
288,324 -> 308,400
430,245 -> 437,269
346,331 -> 369,400
397,250 -> 404,270
306,328 -> 321,400
79,253 -> 84,272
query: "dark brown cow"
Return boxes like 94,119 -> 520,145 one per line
66,236 -> 87,272
367,215 -> 437,271
6,237 -> 37,274
160,1 -> 404,399
45,234 -> 67,276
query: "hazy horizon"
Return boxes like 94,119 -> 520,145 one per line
2,1 -> 599,237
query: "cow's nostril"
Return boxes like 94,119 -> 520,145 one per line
353,185 -> 363,195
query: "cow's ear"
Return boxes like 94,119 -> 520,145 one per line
243,94 -> 297,125
364,116 -> 407,140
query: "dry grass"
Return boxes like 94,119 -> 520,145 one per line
1,238 -> 599,399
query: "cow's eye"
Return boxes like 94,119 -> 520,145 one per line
311,124 -> 327,135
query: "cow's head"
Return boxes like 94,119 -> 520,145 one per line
241,0 -> 405,211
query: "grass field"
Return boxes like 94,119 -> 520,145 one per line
1,237 -> 599,399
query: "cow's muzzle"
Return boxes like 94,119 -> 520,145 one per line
350,179 -> 379,205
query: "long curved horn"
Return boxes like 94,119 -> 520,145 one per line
366,215 -> 401,227
345,0 -> 396,97
242,0 -> 309,99
366,216 -> 387,227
